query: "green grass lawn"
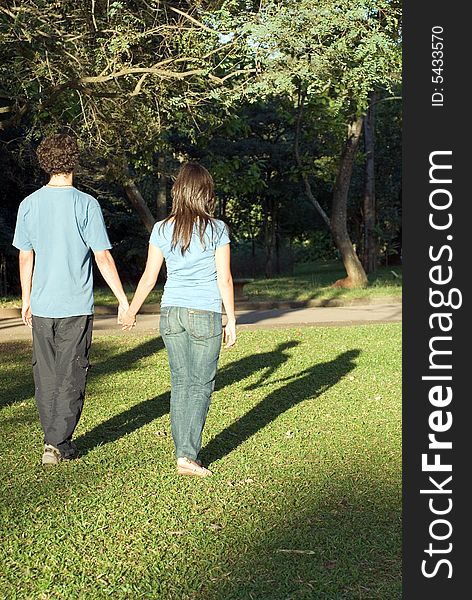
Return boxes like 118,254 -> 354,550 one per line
0,261 -> 402,309
245,262 -> 402,303
0,284 -> 164,310
0,324 -> 401,599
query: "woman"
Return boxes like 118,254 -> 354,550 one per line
121,163 -> 236,477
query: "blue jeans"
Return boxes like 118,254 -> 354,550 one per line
160,306 -> 223,460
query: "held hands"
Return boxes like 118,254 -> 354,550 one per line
121,310 -> 137,331
22,303 -> 32,328
224,318 -> 236,349
117,299 -> 136,331
117,300 -> 129,325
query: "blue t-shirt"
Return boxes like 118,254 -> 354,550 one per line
150,219 -> 230,313
12,186 -> 112,318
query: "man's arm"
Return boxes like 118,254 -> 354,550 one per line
93,250 -> 129,322
19,250 -> 34,328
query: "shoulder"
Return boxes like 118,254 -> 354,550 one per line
17,197 -> 30,213
153,219 -> 172,235
21,187 -> 43,207
210,218 -> 224,230
213,219 -> 230,236
210,219 -> 230,248
150,219 -> 171,244
17,190 -> 37,216
75,189 -> 101,210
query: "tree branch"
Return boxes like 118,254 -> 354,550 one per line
208,68 -> 257,84
80,66 -> 204,84
294,87 -> 331,229
169,7 -> 218,35
368,95 -> 402,109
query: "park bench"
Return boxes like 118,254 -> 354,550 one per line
233,278 -> 253,301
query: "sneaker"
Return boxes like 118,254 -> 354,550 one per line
61,441 -> 78,461
42,444 -> 62,466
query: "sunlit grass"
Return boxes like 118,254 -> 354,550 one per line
245,261 -> 402,303
1,262 -> 402,309
0,324 -> 401,599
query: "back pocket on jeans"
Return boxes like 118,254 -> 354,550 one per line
160,307 -> 184,335
188,309 -> 215,339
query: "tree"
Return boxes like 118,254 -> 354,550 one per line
1,0 -> 401,287
202,101 -> 313,277
239,0 -> 401,287
0,0 -> 254,230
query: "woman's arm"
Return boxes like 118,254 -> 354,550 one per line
215,243 -> 236,348
122,244 -> 164,330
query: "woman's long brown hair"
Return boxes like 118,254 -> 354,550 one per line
161,162 -> 216,254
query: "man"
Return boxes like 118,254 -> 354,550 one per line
12,133 -> 128,466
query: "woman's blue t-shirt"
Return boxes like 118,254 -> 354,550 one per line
150,219 -> 230,313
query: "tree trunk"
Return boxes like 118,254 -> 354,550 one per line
331,116 -> 368,288
264,199 -> 275,278
362,92 -> 377,274
156,154 -> 167,221
122,165 -> 155,234
154,155 -> 169,281
0,253 -> 7,296
275,223 -> 281,275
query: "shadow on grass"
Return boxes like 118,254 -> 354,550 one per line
199,475 -> 401,600
74,340 -> 301,455
0,337 -> 164,410
3,337 -> 359,469
74,337 -> 167,455
216,341 -> 301,391
90,336 -> 165,377
76,342 -> 359,463
0,340 -> 34,409
244,261 -> 402,305
201,349 -> 360,466
75,392 -> 170,455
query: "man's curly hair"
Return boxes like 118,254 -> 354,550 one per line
36,134 -> 80,175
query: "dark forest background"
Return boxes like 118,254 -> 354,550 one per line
0,0 -> 401,295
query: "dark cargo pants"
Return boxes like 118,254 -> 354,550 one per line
32,315 -> 93,457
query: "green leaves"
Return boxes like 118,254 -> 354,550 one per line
108,1 -> 125,19
240,0 -> 401,113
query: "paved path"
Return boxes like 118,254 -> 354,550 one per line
0,303 -> 401,341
